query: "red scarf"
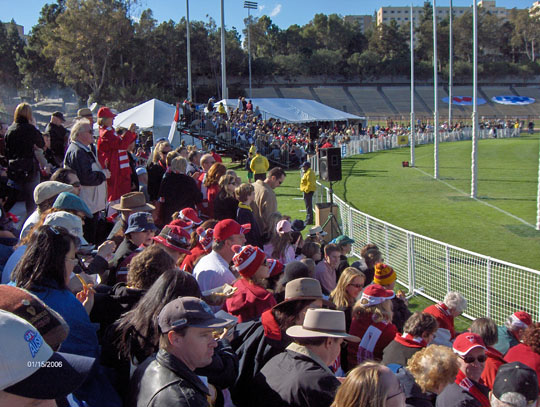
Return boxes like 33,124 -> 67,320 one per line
394,333 -> 427,348
455,370 -> 490,407
261,309 -> 281,341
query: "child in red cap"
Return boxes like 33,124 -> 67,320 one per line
224,245 -> 277,322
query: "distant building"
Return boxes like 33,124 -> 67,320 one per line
373,0 -> 514,28
1,22 -> 26,41
530,1 -> 540,17
343,15 -> 373,33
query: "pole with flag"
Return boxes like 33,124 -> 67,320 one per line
168,102 -> 180,145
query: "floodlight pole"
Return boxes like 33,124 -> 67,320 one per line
220,0 -> 228,100
186,0 -> 192,101
449,0 -> 453,129
244,1 -> 258,99
433,0 -> 439,179
471,0 -> 478,198
410,3 -> 415,167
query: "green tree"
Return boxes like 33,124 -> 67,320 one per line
44,0 -> 133,101
0,21 -> 25,86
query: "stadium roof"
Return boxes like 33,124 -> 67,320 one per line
218,98 -> 365,123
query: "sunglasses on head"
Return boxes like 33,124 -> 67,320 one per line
461,354 -> 487,364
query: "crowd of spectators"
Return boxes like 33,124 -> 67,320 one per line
0,101 -> 539,407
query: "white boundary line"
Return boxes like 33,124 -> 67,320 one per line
414,167 -> 535,228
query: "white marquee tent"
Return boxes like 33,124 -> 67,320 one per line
112,98 -> 200,147
217,98 -> 364,123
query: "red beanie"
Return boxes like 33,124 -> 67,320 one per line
232,245 -> 266,278
197,227 -> 214,252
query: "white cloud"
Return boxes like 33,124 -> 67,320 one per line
258,5 -> 265,12
269,4 -> 282,17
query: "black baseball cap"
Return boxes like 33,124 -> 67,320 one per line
158,297 -> 229,333
493,362 -> 538,404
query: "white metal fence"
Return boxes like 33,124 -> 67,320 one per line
312,128 -> 540,323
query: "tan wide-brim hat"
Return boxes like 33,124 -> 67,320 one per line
286,308 -> 360,342
273,278 -> 334,309
111,192 -> 155,212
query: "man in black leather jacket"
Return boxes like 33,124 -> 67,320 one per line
128,297 -> 231,407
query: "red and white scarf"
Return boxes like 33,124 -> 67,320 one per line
394,333 -> 427,348
455,370 -> 490,407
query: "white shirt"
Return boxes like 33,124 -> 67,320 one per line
193,250 -> 235,293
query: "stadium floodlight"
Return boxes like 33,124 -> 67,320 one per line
471,0 -> 478,198
433,0 -> 439,179
410,3 -> 415,167
221,0 -> 227,100
186,0 -> 192,101
244,1 -> 258,99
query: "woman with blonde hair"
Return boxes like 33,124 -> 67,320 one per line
213,174 -> 239,220
202,162 -> 227,218
348,284 -> 398,369
147,140 -> 171,201
332,361 -> 405,407
5,102 -> 46,217
156,156 -> 202,225
264,219 -> 296,265
330,266 -> 366,372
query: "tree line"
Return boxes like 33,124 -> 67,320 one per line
1,0 -> 539,107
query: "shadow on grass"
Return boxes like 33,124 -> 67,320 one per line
504,224 -> 540,238
447,195 -> 536,203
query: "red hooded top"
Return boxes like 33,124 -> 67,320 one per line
224,278 -> 277,323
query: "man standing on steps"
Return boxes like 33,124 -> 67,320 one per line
251,167 -> 286,239
44,111 -> 68,164
300,161 -> 316,225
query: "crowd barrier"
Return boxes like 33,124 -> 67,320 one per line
311,126 -> 539,324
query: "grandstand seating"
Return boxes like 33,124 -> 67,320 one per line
247,84 -> 539,120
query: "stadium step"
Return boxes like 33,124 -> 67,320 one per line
377,86 -> 399,115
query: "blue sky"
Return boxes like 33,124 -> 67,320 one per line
1,0 -> 534,36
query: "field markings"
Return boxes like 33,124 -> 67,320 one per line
414,167 -> 535,228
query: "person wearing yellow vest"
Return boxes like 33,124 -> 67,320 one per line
300,161 -> 316,225
250,151 -> 269,182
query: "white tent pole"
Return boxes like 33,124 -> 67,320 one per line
410,3 -> 415,167
471,0 -> 478,198
433,0 -> 439,179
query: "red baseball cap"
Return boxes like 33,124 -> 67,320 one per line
453,333 -> 486,357
214,219 -> 250,242
97,107 -> 116,118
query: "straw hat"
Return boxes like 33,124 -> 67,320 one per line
286,308 -> 360,341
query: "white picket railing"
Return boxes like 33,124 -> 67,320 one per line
311,127 -> 539,324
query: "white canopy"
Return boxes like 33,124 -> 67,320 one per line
217,98 -> 364,123
113,98 -> 200,147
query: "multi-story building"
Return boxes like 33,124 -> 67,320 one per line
343,15 -> 374,33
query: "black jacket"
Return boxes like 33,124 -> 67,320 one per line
382,340 -> 422,367
157,172 -> 202,225
5,118 -> 45,160
128,349 -> 210,407
229,311 -> 292,407
146,162 -> 166,202
64,142 -> 107,186
44,122 -> 67,159
253,346 -> 340,407
395,367 -> 436,407
436,382 -> 489,407
392,297 -> 412,333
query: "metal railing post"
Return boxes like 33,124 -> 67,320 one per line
486,258 -> 491,318
446,245 -> 451,293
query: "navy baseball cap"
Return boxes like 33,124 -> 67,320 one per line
125,212 -> 159,234
158,297 -> 230,333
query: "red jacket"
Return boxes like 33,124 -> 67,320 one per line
424,302 -> 456,339
224,278 -> 277,323
204,183 -> 220,219
180,244 -> 208,274
348,312 -> 398,369
97,127 -> 137,201
481,347 -> 505,390
504,343 -> 540,389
